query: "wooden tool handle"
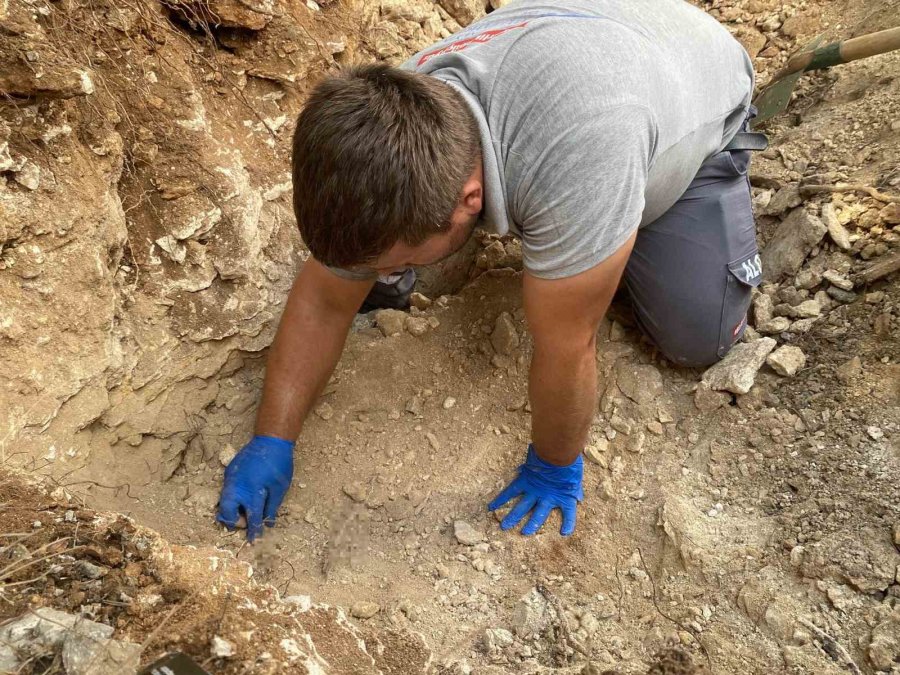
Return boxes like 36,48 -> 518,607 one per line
839,26 -> 900,62
773,26 -> 900,81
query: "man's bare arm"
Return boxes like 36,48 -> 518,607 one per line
522,232 -> 636,465
255,258 -> 374,440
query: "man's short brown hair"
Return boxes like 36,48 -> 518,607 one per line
291,64 -> 480,269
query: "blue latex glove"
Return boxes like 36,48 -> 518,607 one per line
488,444 -> 583,536
216,435 -> 294,542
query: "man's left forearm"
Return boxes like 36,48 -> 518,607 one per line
529,335 -> 598,466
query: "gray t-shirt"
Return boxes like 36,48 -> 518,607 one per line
334,0 -> 754,280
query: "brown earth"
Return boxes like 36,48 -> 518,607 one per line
2,0 -> 899,673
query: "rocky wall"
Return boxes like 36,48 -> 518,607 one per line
0,0 -> 487,486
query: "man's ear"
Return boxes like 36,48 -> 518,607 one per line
459,166 -> 483,215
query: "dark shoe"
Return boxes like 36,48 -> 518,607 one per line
359,268 -> 416,313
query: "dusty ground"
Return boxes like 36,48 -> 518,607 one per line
2,0 -> 899,673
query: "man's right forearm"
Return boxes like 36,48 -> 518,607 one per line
255,261 -> 373,441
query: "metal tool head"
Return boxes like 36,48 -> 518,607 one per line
752,35 -> 825,126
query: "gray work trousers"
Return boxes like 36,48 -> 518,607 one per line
624,118 -> 762,367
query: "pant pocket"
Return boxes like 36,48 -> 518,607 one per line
718,252 -> 762,357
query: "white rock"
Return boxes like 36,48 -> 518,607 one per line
757,316 -> 792,334
218,444 -> 237,467
792,299 -> 820,319
822,269 -> 854,291
752,293 -> 774,326
821,203 -> 852,250
350,602 -> 380,619
766,345 -> 806,377
702,338 -> 777,394
511,589 -> 551,638
284,595 -> 312,612
453,520 -> 484,546
481,627 -> 514,651
374,309 -> 406,337
867,426 -> 884,441
63,633 -> 140,674
405,316 -> 430,337
211,636 -> 235,658
14,160 -> 41,190
410,292 -> 432,309
794,268 -> 822,290
584,438 -> 609,464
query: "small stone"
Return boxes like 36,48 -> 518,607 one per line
757,316 -> 792,334
869,613 -> 900,670
822,269 -> 854,291
211,635 -> 235,658
405,395 -> 423,416
453,520 -> 484,546
701,338 -> 777,394
405,316 -> 430,336
694,381 -> 731,412
511,589 -> 550,638
442,396 -> 456,410
760,184 -> 801,216
350,602 -> 380,619
866,291 -> 885,304
75,561 -> 108,580
599,478 -> 615,500
13,161 -> 40,190
342,482 -> 366,503
409,292 -> 433,309
584,438 -> 609,464
761,209 -> 827,282
867,426 -> 884,441
826,585 -> 853,611
794,268 -> 822,290
879,202 -> 900,225
821,203 -> 852,250
425,432 -> 441,451
730,24 -> 767,58
609,415 -> 633,435
615,363 -> 663,406
314,402 -> 334,420
490,312 -> 519,355
283,595 -> 312,611
646,421 -> 664,436
481,627 -> 514,652
836,356 -> 862,383
827,286 -> 857,304
64,634 -> 141,673
766,345 -> 806,377
32,520 -> 42,529
790,318 -> 818,334
791,299 -> 820,319
218,444 -> 237,467
375,309 -> 407,337
753,293 -> 774,326
625,431 -> 645,454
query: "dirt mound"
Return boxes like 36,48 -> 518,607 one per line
0,474 -> 430,673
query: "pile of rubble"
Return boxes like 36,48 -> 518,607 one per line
697,179 -> 898,406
